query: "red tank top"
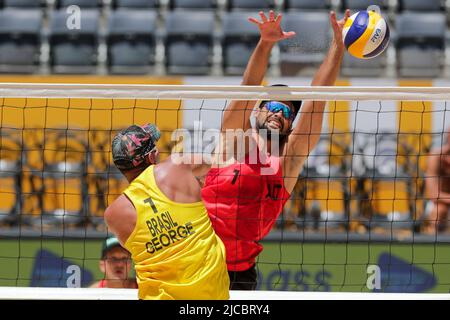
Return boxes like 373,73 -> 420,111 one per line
98,279 -> 107,288
201,153 -> 290,272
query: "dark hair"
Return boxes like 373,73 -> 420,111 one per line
112,124 -> 160,171
101,237 -> 122,259
118,156 -> 151,175
260,84 -> 302,115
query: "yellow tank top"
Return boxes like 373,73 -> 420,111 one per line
123,165 -> 229,300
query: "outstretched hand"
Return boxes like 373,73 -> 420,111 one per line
248,10 -> 296,43
330,9 -> 351,48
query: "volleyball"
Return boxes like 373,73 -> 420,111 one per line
342,9 -> 390,59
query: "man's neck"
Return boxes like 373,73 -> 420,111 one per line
105,279 -> 130,289
125,167 -> 146,182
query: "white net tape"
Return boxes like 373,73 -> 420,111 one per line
0,83 -> 449,100
0,287 -> 449,300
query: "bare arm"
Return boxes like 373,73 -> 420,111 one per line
222,11 -> 295,132
170,141 -> 219,182
104,194 -> 137,246
282,10 -> 350,194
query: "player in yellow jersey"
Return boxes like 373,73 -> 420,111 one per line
104,124 -> 229,300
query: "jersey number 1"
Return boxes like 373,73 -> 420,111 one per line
144,197 -> 158,214
231,169 -> 239,185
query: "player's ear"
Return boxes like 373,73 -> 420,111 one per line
147,149 -> 158,164
99,259 -> 106,273
253,100 -> 263,117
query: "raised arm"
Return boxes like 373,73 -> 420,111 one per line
222,11 -> 295,132
282,10 -> 350,193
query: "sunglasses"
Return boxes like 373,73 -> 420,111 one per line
263,101 -> 295,120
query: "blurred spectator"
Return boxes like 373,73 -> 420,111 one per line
424,130 -> 450,234
90,236 -> 137,288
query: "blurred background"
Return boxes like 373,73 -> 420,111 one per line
0,0 -> 447,77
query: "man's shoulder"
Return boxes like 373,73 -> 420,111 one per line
155,156 -> 200,187
105,194 -> 135,220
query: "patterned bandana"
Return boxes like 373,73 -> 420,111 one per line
112,124 -> 161,170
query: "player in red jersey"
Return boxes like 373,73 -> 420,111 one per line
201,10 -> 350,289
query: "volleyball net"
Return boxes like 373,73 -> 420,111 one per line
1,84 -> 450,296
